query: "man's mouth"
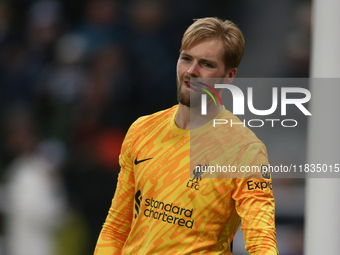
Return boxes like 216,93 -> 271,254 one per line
184,81 -> 201,91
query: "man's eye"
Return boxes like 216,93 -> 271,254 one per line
181,56 -> 191,61
203,62 -> 213,68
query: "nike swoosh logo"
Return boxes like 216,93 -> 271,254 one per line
134,157 -> 153,165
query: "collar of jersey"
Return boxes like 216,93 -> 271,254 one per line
170,105 -> 229,137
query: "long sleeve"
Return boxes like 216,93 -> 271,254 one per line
94,123 -> 136,255
231,143 -> 278,255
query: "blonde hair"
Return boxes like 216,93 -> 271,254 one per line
181,17 -> 245,68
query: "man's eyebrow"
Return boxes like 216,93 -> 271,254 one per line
180,51 -> 217,66
201,58 -> 217,64
180,52 -> 217,64
180,52 -> 191,57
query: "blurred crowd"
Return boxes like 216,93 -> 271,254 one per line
0,0 -> 311,255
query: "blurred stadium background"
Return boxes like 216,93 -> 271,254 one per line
0,0 -> 312,254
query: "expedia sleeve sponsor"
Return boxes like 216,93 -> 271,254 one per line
247,180 -> 272,190
142,198 -> 194,229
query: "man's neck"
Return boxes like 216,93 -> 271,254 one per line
175,103 -> 223,130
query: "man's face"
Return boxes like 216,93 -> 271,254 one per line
176,38 -> 229,107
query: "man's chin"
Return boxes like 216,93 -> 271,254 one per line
177,97 -> 190,107
178,97 -> 201,108
177,84 -> 202,107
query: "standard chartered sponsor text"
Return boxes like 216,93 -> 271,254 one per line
143,197 -> 194,229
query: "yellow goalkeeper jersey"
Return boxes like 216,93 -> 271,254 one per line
94,105 -> 278,255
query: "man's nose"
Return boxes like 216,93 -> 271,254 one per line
187,61 -> 200,77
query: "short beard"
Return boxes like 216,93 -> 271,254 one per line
176,78 -> 202,108
177,84 -> 190,107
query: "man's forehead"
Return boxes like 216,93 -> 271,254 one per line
181,39 -> 225,61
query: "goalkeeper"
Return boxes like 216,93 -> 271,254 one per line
94,17 -> 278,255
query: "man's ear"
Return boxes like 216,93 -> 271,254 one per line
223,67 -> 237,84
